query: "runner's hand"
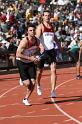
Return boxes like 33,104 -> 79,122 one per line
30,56 -> 40,63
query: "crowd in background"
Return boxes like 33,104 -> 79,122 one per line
0,0 -> 82,67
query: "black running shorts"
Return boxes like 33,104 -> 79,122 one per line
17,60 -> 36,81
37,49 -> 56,69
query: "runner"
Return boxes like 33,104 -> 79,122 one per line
16,23 -> 40,106
36,10 -> 59,97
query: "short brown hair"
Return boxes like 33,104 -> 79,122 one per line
26,23 -> 36,30
43,10 -> 50,14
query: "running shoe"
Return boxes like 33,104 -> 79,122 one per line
19,78 -> 23,86
76,75 -> 80,80
22,98 -> 31,106
37,85 -> 42,96
50,90 -> 56,98
44,63 -> 49,67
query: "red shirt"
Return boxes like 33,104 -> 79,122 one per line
39,0 -> 45,4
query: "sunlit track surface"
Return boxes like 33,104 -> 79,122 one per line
0,67 -> 82,124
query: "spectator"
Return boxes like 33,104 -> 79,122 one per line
8,36 -> 17,66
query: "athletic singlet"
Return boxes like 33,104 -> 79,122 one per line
16,37 -> 38,63
40,23 -> 54,50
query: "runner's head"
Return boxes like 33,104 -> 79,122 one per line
26,23 -> 36,37
43,10 -> 51,23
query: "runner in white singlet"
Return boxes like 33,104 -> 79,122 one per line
36,10 -> 59,97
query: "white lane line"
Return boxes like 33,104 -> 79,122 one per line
58,93 -> 65,96
0,114 -> 64,120
56,78 -> 75,89
27,111 -> 36,114
0,103 -> 21,108
0,75 -> 82,123
53,123 -> 58,124
0,85 -> 20,98
42,108 -> 49,111
66,103 -> 74,106
65,119 -> 73,122
0,75 -> 50,99
51,78 -> 82,124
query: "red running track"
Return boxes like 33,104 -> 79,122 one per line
0,66 -> 82,124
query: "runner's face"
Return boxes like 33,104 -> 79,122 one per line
28,27 -> 35,37
43,12 -> 50,22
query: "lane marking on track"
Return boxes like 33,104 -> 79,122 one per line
51,78 -> 82,124
0,103 -> 21,108
27,111 -> 36,114
42,108 -> 49,111
0,86 -> 20,98
0,76 -> 49,97
66,103 -> 74,106
65,119 -> 73,122
0,75 -> 82,123
0,114 -> 64,120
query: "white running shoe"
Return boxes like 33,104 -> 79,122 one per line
51,90 -> 56,98
76,75 -> 80,80
19,78 -> 23,86
44,64 -> 49,67
22,99 -> 31,106
37,85 -> 42,96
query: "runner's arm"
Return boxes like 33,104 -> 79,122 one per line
36,24 -> 45,53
